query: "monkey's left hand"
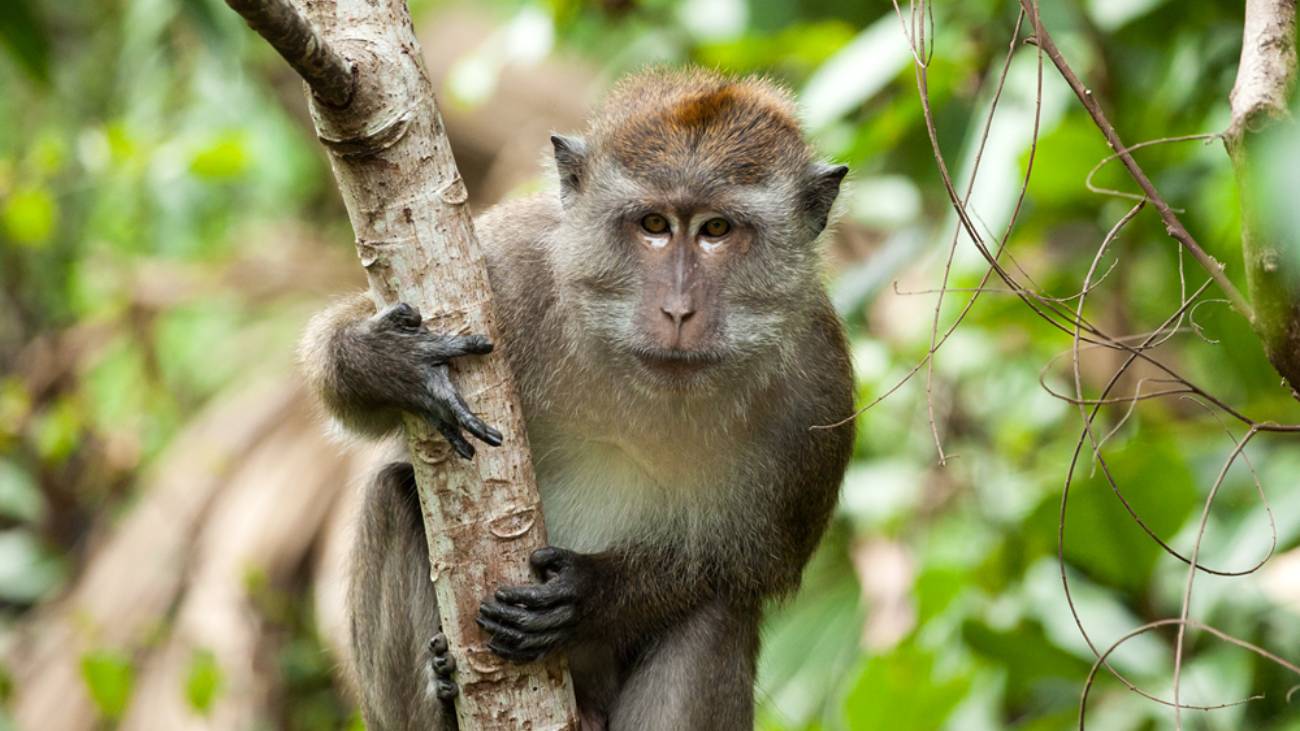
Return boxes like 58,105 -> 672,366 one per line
477,547 -> 593,663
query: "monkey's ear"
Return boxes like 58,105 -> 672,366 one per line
550,134 -> 588,206
802,162 -> 849,234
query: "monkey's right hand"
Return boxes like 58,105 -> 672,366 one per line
357,302 -> 503,459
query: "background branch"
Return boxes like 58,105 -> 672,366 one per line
223,0 -> 354,107
1225,0 -> 1300,397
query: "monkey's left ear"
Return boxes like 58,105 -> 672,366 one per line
802,162 -> 849,234
551,134 -> 588,207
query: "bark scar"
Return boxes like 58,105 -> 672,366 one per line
439,175 -> 469,206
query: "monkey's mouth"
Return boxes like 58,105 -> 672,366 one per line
631,346 -> 724,378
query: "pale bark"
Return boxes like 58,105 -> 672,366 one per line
223,0 -> 578,727
121,403 -> 352,731
5,377 -> 300,730
1225,0 -> 1300,398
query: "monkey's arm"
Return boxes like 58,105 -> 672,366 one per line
298,293 -> 502,453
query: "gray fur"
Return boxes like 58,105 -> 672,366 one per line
301,68 -> 855,730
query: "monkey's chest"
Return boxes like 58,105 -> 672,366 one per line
532,437 -> 698,554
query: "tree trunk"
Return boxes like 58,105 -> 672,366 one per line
222,1 -> 579,728
1226,0 -> 1300,399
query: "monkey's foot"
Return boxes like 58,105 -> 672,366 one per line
477,547 -> 585,663
428,632 -> 459,702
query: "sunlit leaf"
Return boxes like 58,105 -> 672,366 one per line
31,397 -> 82,466
1,185 -> 57,246
80,650 -> 135,722
184,649 -> 224,715
190,133 -> 250,180
843,643 -> 971,730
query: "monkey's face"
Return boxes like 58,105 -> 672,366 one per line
546,70 -> 847,395
552,175 -> 828,395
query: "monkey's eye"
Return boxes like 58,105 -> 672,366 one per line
640,214 -> 670,235
701,218 -> 731,238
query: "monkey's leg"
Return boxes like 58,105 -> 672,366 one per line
349,462 -> 456,731
607,601 -> 759,731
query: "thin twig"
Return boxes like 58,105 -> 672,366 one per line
1018,0 -> 1255,322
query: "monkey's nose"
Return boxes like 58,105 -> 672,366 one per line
660,295 -> 695,333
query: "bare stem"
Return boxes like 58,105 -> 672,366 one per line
223,0 -> 354,107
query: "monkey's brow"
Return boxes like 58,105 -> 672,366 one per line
614,186 -> 776,218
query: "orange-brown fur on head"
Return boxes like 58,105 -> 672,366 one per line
543,66 -> 847,400
591,68 -> 813,187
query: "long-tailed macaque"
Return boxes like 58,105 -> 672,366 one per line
300,67 -> 855,730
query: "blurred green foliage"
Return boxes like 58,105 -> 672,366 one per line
79,650 -> 134,721
2,0 -> 1299,730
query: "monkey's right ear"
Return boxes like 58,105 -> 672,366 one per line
550,134 -> 588,207
802,162 -> 849,234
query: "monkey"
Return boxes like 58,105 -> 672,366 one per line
299,67 -> 855,730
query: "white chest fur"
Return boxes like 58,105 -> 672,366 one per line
533,434 -> 693,554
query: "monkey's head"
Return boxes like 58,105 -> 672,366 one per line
548,68 -> 846,396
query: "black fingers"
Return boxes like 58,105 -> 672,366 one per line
437,421 -> 476,461
493,582 -> 579,609
426,365 -> 502,459
479,599 -> 578,632
432,649 -> 456,676
528,546 -> 571,580
435,678 -> 458,702
450,393 -> 503,447
428,632 -> 459,702
479,548 -> 587,663
381,302 -> 424,330
476,600 -> 577,663
485,629 -> 570,663
371,305 -> 503,460
422,334 -> 495,361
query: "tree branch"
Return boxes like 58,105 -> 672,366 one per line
222,0 -> 579,727
223,0 -> 354,107
1225,0 -> 1300,398
1228,0 -> 1296,140
1019,0 -> 1256,323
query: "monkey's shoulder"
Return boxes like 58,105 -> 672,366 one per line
471,193 -> 565,390
473,192 -> 563,265
798,297 -> 855,416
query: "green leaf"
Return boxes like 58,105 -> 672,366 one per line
184,649 -> 224,715
80,650 -> 135,721
189,133 -> 250,180
0,0 -> 51,85
31,397 -> 81,466
1038,433 -> 1198,592
962,618 -> 1091,709
344,711 -> 367,731
844,643 -> 971,731
2,185 -> 58,246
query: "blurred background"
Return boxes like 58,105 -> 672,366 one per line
1,0 -> 1299,729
